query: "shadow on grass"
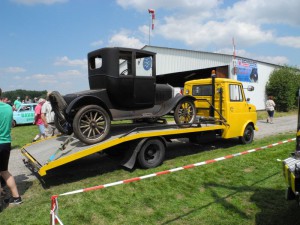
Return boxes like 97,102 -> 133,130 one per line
161,173 -> 300,225
0,174 -> 33,212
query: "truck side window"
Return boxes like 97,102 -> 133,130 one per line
229,84 -> 243,102
192,85 -> 212,96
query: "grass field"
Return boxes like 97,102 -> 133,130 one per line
1,123 -> 300,224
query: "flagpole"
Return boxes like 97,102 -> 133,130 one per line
149,13 -> 151,45
148,9 -> 155,46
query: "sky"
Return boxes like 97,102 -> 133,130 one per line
0,0 -> 299,95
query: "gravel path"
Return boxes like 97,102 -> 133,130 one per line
7,115 -> 298,184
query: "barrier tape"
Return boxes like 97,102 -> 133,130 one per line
50,138 -> 295,224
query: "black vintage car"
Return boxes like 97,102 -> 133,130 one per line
49,47 -> 196,145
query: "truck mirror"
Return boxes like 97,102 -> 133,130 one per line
247,85 -> 254,91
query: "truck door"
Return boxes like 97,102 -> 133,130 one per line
133,53 -> 156,109
226,83 -> 250,137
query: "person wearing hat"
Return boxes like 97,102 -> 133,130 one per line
13,96 -> 21,111
32,98 -> 46,142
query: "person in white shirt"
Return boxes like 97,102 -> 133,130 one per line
266,96 -> 276,124
41,91 -> 59,137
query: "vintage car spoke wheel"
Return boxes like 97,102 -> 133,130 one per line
137,139 -> 165,169
239,124 -> 254,144
54,115 -> 73,135
174,99 -> 196,128
73,105 -> 111,145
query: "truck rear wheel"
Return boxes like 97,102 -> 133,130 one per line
73,105 -> 111,145
239,124 -> 254,144
174,99 -> 196,128
137,138 -> 165,169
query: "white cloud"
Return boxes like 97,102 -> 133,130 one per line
90,39 -> 104,47
56,70 -> 83,78
158,19 -> 274,48
223,0 -> 300,26
108,31 -> 144,48
3,67 -> 26,73
11,0 -> 68,5
54,56 -> 86,67
275,36 -> 300,48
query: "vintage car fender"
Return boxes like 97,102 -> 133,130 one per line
65,93 -> 112,118
154,94 -> 196,117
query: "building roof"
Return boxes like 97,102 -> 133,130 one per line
142,45 -> 281,67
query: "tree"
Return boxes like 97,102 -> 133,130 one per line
2,89 -> 47,103
266,66 -> 300,112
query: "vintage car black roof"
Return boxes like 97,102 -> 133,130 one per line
87,47 -> 156,58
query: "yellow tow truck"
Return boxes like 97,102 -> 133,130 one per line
21,71 -> 258,177
282,89 -> 300,205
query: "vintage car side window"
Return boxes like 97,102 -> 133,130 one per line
119,51 -> 132,76
136,52 -> 153,77
89,56 -> 102,70
229,84 -> 243,101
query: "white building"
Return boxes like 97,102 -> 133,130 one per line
143,45 -> 280,110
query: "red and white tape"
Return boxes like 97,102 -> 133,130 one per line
57,138 -> 295,197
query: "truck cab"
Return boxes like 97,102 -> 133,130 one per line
184,76 -> 257,143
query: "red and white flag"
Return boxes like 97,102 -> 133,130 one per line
148,9 -> 155,30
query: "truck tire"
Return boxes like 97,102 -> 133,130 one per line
285,187 -> 296,200
137,138 -> 165,169
239,124 -> 254,144
54,115 -> 73,135
174,99 -> 196,128
73,105 -> 111,145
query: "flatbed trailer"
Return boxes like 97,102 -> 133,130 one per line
21,121 -> 225,177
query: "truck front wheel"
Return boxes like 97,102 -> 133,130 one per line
137,138 -> 165,169
239,124 -> 254,144
174,99 -> 196,128
73,105 -> 111,145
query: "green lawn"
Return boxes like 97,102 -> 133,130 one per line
1,125 -> 300,224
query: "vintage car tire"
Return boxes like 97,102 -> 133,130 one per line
49,91 -> 68,121
54,115 -> 73,135
137,138 -> 165,169
239,124 -> 254,144
174,99 -> 196,128
12,120 -> 16,128
73,105 -> 111,145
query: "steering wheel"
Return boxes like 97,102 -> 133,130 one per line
120,69 -> 128,76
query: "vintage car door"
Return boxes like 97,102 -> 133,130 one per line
133,53 -> 156,108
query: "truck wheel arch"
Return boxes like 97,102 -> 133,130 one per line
239,123 -> 255,144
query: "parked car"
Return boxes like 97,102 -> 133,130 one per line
12,103 -> 37,127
